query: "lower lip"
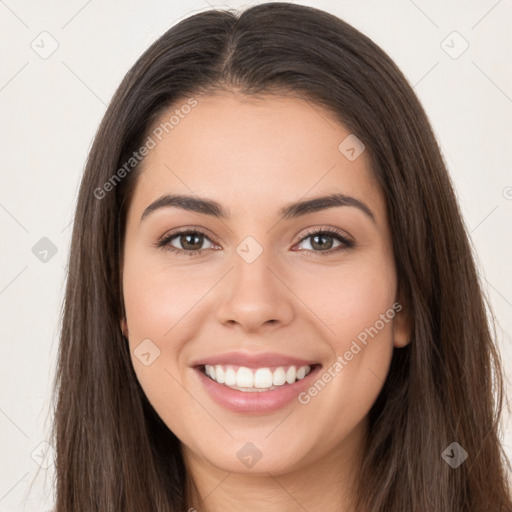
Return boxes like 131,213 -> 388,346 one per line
194,365 -> 321,414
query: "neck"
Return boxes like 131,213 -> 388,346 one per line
183,417 -> 368,512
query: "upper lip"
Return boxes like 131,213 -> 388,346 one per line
190,351 -> 319,369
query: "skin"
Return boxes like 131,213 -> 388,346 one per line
120,91 -> 411,512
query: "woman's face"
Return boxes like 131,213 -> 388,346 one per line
121,91 -> 410,476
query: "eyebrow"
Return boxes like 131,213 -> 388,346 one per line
140,193 -> 376,224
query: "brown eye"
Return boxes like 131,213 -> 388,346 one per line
157,229 -> 216,256
175,232 -> 204,251
295,228 -> 354,256
156,227 -> 354,257
308,233 -> 336,251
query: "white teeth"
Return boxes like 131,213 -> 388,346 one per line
296,366 -> 306,380
215,366 -> 225,384
203,364 -> 313,391
273,367 -> 286,386
225,367 -> 237,386
254,368 -> 273,388
236,367 -> 254,388
285,366 -> 296,384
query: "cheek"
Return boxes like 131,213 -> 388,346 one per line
334,277 -> 397,351
296,253 -> 398,350
291,269 -> 398,452
121,250 -> 189,393
296,254 -> 398,407
122,256 -> 203,438
122,251 -> 206,342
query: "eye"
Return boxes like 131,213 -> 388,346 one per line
156,227 -> 217,256
156,227 -> 354,256
293,227 -> 354,257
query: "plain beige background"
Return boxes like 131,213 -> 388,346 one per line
0,0 -> 511,510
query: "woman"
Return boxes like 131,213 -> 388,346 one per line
51,2 -> 512,511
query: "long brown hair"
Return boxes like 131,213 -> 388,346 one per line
51,2 -> 512,510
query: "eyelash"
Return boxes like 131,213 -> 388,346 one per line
155,226 -> 355,257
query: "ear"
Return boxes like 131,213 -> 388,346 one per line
120,318 -> 129,338
392,290 -> 413,348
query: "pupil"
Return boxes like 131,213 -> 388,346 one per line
312,234 -> 332,250
183,234 -> 201,250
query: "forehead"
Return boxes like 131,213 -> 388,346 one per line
129,91 -> 386,225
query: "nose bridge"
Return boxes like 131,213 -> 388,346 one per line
215,234 -> 294,331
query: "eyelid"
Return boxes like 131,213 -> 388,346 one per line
297,225 -> 353,245
156,225 -> 217,245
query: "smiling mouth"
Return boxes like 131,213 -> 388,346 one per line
200,363 -> 321,392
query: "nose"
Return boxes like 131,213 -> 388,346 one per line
215,248 -> 295,334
